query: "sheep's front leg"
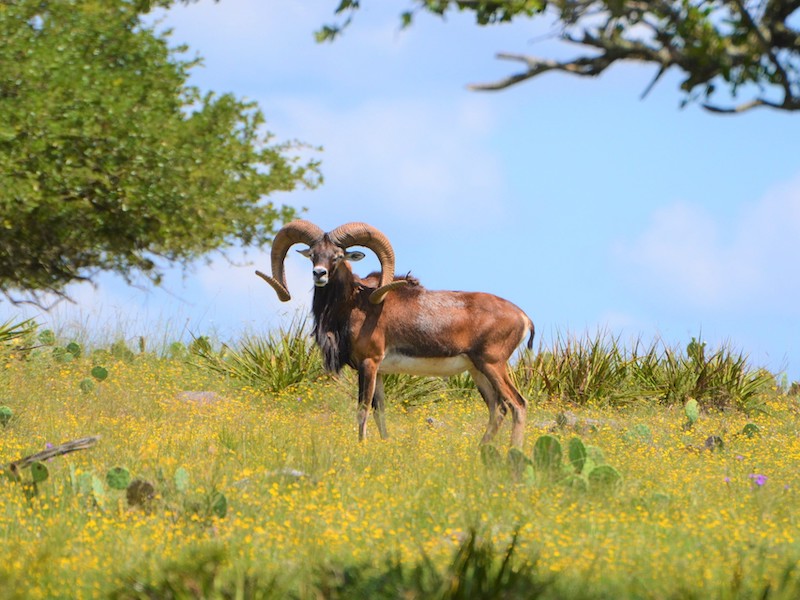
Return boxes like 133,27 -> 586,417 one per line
357,360 -> 379,441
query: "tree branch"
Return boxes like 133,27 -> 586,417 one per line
467,52 -> 620,91
702,96 -> 800,112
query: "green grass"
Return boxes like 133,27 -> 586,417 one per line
0,321 -> 799,599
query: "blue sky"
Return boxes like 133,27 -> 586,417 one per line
4,1 -> 800,380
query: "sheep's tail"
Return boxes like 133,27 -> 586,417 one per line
525,316 -> 535,350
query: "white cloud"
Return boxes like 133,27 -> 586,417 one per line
267,95 -> 505,228
616,174 -> 800,313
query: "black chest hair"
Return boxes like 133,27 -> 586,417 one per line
311,281 -> 354,373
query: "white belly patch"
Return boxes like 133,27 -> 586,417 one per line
378,353 -> 472,377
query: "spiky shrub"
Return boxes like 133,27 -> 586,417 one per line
514,332 -> 632,406
514,333 -> 773,411
509,349 -> 546,401
0,318 -> 36,351
630,339 -> 694,404
192,317 -> 323,393
445,372 -> 477,399
381,374 -> 446,407
681,338 -> 749,409
633,338 -> 773,413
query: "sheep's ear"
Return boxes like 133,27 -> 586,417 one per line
297,248 -> 311,258
345,250 -> 365,262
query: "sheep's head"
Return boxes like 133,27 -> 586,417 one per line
256,220 -> 407,304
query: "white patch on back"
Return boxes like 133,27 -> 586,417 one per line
414,292 -> 466,336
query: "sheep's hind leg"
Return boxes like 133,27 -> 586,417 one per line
372,374 -> 388,439
469,368 -> 505,445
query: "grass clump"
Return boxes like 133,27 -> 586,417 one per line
191,316 -> 323,393
513,332 -> 774,412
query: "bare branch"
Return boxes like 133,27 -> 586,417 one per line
467,52 -> 619,91
702,98 -> 776,112
702,96 -> 800,113
7,436 -> 100,481
640,65 -> 669,99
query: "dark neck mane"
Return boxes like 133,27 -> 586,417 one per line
311,270 -> 355,373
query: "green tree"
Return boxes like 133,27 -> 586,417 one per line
0,0 -> 319,303
320,0 -> 800,113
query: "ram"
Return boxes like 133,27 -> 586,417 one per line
256,220 -> 534,447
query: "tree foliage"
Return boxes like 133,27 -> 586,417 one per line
0,0 -> 319,303
320,0 -> 800,113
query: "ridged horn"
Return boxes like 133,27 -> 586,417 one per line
328,222 -> 407,304
256,220 -> 324,302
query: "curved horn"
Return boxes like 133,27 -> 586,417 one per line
256,220 -> 324,302
328,222 -> 407,304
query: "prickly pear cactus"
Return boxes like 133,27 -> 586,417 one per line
75,472 -> 93,494
567,437 -> 588,474
507,448 -> 534,483
586,445 -> 606,467
685,398 -> 700,427
174,467 -> 190,493
30,461 -> 49,483
532,435 -> 563,476
106,466 -> 131,490
0,406 -> 12,427
66,342 -> 82,359
210,492 -> 228,518
588,465 -> 622,491
623,423 -> 653,444
565,474 -> 589,492
742,423 -> 760,438
92,475 -> 107,509
91,366 -> 109,382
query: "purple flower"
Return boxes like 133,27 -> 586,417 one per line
749,473 -> 767,487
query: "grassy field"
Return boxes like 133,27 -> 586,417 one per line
1,323 -> 800,599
